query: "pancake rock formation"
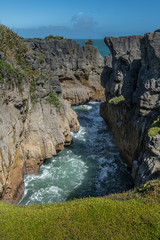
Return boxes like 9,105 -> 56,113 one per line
0,26 -> 104,204
101,30 -> 160,186
26,38 -> 105,105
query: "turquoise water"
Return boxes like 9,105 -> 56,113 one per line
19,102 -> 133,205
74,39 -> 110,58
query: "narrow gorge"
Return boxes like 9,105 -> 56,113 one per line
19,102 -> 132,205
0,25 -> 160,205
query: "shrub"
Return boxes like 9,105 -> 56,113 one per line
108,95 -> 125,105
46,91 -> 60,110
70,49 -> 76,54
29,79 -> 40,104
44,35 -> 64,40
148,118 -> 160,137
0,60 -> 26,85
34,37 -> 42,40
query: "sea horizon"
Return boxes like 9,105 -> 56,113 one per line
74,39 -> 110,57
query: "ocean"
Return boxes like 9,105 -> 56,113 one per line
19,103 -> 133,205
74,39 -> 110,58
18,38 -> 133,206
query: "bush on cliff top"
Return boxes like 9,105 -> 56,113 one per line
0,179 -> 159,240
44,35 -> 64,40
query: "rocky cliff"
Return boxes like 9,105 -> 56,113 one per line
0,26 -> 104,204
101,30 -> 160,186
26,38 -> 105,105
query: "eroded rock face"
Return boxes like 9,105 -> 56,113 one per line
102,35 -> 143,106
101,30 -> 160,186
0,79 -> 79,204
0,28 -> 105,204
26,38 -> 105,105
132,32 -> 160,112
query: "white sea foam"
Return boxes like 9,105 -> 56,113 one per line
25,186 -> 64,205
20,102 -> 133,205
72,126 -> 86,141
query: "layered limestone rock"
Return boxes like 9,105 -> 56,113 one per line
0,25 -> 105,203
101,30 -> 160,186
0,78 -> 79,204
26,38 -> 105,105
0,26 -> 80,204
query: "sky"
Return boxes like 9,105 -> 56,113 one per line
0,0 -> 160,39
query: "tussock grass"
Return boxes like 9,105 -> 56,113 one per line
0,25 -> 28,67
0,179 -> 160,240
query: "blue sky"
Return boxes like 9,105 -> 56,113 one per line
0,0 -> 160,39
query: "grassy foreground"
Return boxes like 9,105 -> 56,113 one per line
0,180 -> 160,240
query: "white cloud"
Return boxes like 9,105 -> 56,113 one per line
78,12 -> 84,16
71,13 -> 97,30
14,13 -> 98,39
73,16 -> 97,30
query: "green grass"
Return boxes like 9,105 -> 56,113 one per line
0,179 -> 160,240
108,95 -> 125,105
148,118 -> 160,137
0,25 -> 28,67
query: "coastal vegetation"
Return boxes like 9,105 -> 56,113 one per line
0,25 -> 28,68
0,179 -> 159,240
0,25 -> 61,107
148,118 -> 160,137
70,48 -> 76,54
34,37 -> 42,40
44,35 -> 64,40
46,91 -> 61,110
108,95 -> 125,105
0,60 -> 26,85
